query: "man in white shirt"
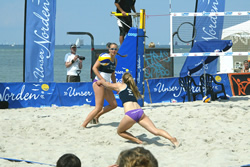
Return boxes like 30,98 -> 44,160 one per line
65,44 -> 83,82
241,60 -> 250,73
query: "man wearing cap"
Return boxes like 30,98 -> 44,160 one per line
65,44 -> 83,82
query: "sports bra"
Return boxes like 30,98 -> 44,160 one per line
119,85 -> 137,105
95,59 -> 116,82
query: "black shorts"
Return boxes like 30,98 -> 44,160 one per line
66,75 -> 80,82
118,16 -> 132,36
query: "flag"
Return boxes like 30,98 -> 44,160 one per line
24,0 -> 56,82
180,0 -> 226,77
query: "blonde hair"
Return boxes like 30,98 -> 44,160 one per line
122,72 -> 141,99
116,147 -> 158,167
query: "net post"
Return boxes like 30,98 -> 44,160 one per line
139,9 -> 146,107
140,9 -> 145,29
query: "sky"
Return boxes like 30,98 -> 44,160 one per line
1,0 -> 250,45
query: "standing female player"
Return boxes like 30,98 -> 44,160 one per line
97,72 -> 180,147
81,43 -> 119,128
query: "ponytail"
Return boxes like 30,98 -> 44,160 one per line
122,72 -> 141,99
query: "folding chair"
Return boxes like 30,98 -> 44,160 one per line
179,76 -> 204,102
200,74 -> 227,101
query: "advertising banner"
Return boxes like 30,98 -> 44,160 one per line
0,82 -> 94,108
0,74 -> 233,108
180,0 -> 226,77
144,74 -> 232,103
25,0 -> 56,82
195,0 -> 226,42
228,73 -> 250,96
180,40 -> 232,77
56,82 -> 94,106
115,27 -> 138,82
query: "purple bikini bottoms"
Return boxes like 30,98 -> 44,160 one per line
125,109 -> 144,122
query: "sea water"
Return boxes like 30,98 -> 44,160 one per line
0,45 -> 104,83
0,45 -> 186,83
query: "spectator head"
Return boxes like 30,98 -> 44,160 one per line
148,42 -> 155,48
56,153 -> 81,167
116,147 -> 158,167
243,60 -> 249,68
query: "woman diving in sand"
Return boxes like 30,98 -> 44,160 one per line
97,72 -> 180,147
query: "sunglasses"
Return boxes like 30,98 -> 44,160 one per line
109,48 -> 118,51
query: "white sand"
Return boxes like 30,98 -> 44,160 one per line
1,96 -> 250,167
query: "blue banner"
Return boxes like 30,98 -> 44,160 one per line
195,0 -> 225,41
144,74 -> 232,103
25,0 -> 56,82
56,82 -> 94,107
180,0 -> 226,77
0,74 -> 233,108
0,82 -> 94,108
115,27 -> 138,82
180,40 -> 232,77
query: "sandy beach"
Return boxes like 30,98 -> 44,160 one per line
0,95 -> 250,167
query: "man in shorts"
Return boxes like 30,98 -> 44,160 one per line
115,0 -> 136,45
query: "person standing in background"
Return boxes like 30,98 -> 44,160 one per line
148,42 -> 155,48
115,0 -> 136,45
241,60 -> 250,73
65,44 -> 83,82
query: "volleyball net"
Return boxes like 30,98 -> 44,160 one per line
170,11 -> 250,57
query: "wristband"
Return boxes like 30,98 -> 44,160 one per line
71,60 -> 75,64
